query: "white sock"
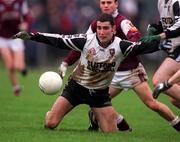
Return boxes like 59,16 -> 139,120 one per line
169,116 -> 180,126
116,114 -> 124,124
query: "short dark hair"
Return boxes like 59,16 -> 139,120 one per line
96,13 -> 115,26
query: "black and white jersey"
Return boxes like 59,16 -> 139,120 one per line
158,0 -> 180,47
31,32 -> 159,89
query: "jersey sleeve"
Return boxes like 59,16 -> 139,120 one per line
120,39 -> 160,58
120,19 -> 141,42
31,32 -> 87,51
63,50 -> 81,66
165,1 -> 180,38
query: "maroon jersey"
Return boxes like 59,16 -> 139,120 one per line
0,0 -> 31,38
63,12 -> 141,71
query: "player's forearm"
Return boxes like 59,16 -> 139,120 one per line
120,37 -> 160,57
30,32 -> 86,51
30,33 -> 63,48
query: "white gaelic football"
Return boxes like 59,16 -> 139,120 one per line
39,71 -> 62,95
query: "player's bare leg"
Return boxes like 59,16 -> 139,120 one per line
134,81 -> 180,131
45,96 -> 73,129
109,86 -> 132,131
91,106 -> 118,132
108,85 -> 123,98
88,86 -> 131,132
0,48 -> 21,96
14,49 -> 27,76
153,58 -> 180,105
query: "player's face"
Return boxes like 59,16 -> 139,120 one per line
100,0 -> 118,14
96,21 -> 116,47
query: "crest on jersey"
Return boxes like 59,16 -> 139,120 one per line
109,49 -> 115,57
86,48 -> 96,61
88,48 -> 96,55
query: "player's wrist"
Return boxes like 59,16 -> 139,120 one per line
61,61 -> 68,67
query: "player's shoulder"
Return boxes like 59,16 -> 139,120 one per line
115,14 -> 128,23
86,33 -> 96,41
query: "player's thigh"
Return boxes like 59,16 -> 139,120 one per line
153,58 -> 180,82
109,85 -> 123,98
0,48 -> 13,69
92,106 -> 117,128
49,96 -> 74,121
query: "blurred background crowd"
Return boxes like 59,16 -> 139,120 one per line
25,0 -> 165,70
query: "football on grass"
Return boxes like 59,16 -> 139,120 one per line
39,71 -> 62,95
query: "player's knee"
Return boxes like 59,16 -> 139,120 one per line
44,111 -> 59,129
44,121 -> 58,129
146,100 -> 159,111
14,64 -> 24,71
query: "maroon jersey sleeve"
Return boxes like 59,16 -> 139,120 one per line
126,30 -> 141,42
63,50 -> 81,66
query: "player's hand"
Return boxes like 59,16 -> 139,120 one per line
140,35 -> 160,43
12,31 -> 33,40
147,24 -> 158,36
58,62 -> 68,78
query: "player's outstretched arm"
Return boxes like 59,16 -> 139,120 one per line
13,31 -> 87,51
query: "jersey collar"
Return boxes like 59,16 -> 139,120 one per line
96,34 -> 115,48
112,9 -> 119,18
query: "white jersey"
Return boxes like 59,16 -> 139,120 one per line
72,35 -> 123,89
31,32 -> 160,89
158,0 -> 180,48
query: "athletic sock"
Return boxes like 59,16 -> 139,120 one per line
117,114 -> 132,131
170,116 -> 180,131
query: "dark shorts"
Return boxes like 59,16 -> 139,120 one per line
61,79 -> 112,108
168,47 -> 180,62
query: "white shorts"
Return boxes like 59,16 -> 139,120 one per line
111,63 -> 148,90
0,37 -> 24,52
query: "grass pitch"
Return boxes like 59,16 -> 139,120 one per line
0,67 -> 179,142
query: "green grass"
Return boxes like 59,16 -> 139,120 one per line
0,66 -> 179,142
